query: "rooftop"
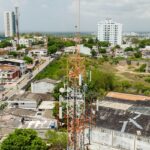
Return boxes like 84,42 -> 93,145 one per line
106,92 -> 150,102
0,64 -> 19,72
38,101 -> 55,110
34,78 -> 60,84
0,59 -> 25,64
96,106 -> 150,137
9,92 -> 54,102
98,100 -> 150,116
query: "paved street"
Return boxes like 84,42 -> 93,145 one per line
3,57 -> 54,100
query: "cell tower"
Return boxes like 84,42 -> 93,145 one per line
58,0 -> 95,149
15,6 -> 20,46
66,0 -> 86,149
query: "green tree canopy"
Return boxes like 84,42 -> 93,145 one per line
91,50 -> 97,57
98,41 -> 110,47
0,129 -> 47,150
0,40 -> 12,48
87,69 -> 115,98
99,48 -> 106,54
23,56 -> 33,64
134,51 -> 142,58
48,45 -> 58,54
125,47 -> 134,52
46,130 -> 67,150
8,51 -> 18,58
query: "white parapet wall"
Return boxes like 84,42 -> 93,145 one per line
86,127 -> 150,150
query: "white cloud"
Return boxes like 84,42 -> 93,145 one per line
70,0 -> 150,19
41,4 -> 48,8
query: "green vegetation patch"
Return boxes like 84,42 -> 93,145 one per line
35,56 -> 67,80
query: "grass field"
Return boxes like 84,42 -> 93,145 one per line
35,55 -> 150,96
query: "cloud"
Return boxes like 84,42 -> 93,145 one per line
41,4 -> 48,8
67,0 -> 150,32
78,0 -> 150,19
10,0 -> 28,7
1,0 -> 150,32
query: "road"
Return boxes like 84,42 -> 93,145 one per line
3,57 -> 54,99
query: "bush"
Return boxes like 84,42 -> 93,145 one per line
145,77 -> 150,83
46,130 -> 67,150
136,64 -> 146,72
0,129 -> 47,150
125,47 -> 134,52
99,48 -> 106,54
23,56 -> 33,64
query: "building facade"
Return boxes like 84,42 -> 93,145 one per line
31,79 -> 59,94
0,64 -> 20,84
0,59 -> 27,75
19,38 -> 33,48
86,92 -> 150,150
8,92 -> 54,110
98,19 -> 122,46
4,11 -> 16,37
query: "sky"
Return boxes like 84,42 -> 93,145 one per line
0,0 -> 150,33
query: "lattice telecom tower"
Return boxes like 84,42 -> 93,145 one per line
58,0 -> 95,149
66,0 -> 86,149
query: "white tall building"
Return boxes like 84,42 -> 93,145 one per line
98,19 -> 122,46
4,11 -> 16,37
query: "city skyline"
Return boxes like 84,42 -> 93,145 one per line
0,0 -> 150,33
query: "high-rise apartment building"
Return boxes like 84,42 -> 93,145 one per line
98,19 -> 122,46
4,11 -> 16,37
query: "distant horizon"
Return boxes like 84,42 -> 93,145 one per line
1,30 -> 150,35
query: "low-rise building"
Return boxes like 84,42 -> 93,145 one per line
19,38 -> 33,47
8,92 -> 54,110
31,78 -> 60,94
141,50 -> 150,59
28,49 -> 47,57
0,59 -> 27,75
140,46 -> 150,59
114,49 -> 127,58
88,92 -> 150,150
0,64 -> 20,84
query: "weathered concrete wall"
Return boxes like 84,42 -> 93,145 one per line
87,127 -> 150,150
31,82 -> 55,94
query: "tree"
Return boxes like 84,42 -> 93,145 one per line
91,50 -> 97,57
136,64 -> 146,72
0,40 -> 12,48
99,48 -> 106,54
46,130 -> 67,150
88,38 -> 95,44
84,43 -> 93,49
8,51 -> 18,58
64,41 -> 75,47
87,69 -> 115,99
124,47 -> 134,52
115,45 -> 121,49
131,38 -> 139,44
98,41 -> 110,47
24,56 -> 33,64
134,51 -> 142,58
53,102 -> 59,118
48,45 -> 58,54
0,129 -> 47,150
17,44 -> 26,50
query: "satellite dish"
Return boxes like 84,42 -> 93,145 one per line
59,88 -> 65,93
67,87 -> 72,93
